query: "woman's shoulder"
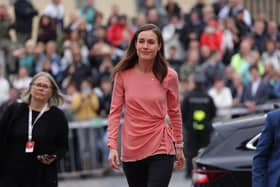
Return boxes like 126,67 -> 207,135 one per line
167,66 -> 178,75
162,67 -> 179,90
166,67 -> 179,80
120,68 -> 135,75
48,106 -> 66,117
115,68 -> 135,79
49,106 -> 68,122
49,106 -> 64,114
47,106 -> 69,130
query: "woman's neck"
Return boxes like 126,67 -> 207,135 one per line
29,99 -> 47,111
136,61 -> 153,73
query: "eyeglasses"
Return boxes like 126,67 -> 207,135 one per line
31,83 -> 52,90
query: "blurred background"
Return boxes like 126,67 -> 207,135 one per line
1,0 -> 280,186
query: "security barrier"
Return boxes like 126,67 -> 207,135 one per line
58,100 -> 279,178
58,118 -> 111,178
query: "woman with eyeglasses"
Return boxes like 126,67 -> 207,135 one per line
0,72 -> 68,187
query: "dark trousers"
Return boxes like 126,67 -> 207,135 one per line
185,129 -> 211,177
122,154 -> 175,187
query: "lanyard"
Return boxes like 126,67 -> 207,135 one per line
28,104 -> 48,141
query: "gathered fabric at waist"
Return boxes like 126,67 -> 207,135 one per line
121,117 -> 175,162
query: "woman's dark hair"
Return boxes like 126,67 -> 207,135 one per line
112,24 -> 168,83
38,15 -> 56,29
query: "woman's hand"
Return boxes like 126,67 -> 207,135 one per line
37,154 -> 56,165
174,148 -> 185,170
108,148 -> 120,170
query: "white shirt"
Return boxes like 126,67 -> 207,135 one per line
208,87 -> 233,109
43,3 -> 64,20
13,77 -> 32,91
222,29 -> 234,51
261,51 -> 280,73
251,79 -> 261,97
219,5 -> 252,26
0,77 -> 10,104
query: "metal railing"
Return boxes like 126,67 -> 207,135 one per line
58,118 -> 109,178
58,99 -> 280,178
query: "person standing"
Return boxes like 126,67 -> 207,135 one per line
181,73 -> 216,178
0,64 -> 10,105
14,0 -> 38,44
71,78 -> 100,170
107,24 -> 185,187
252,109 -> 280,187
43,0 -> 64,34
0,4 -> 13,67
0,72 -> 69,187
80,0 -> 96,26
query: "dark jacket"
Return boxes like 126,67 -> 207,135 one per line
181,88 -> 216,131
243,79 -> 271,104
252,109 -> 280,187
0,102 -> 68,187
14,0 -> 38,33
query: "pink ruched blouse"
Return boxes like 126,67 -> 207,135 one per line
107,67 -> 183,161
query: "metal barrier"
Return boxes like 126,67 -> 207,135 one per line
216,100 -> 280,118
58,118 -> 110,178
58,100 -> 280,178
58,117 -> 124,178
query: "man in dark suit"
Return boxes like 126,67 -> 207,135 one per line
243,65 -> 271,111
252,108 -> 280,187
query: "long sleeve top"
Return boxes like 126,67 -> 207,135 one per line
107,67 -> 183,161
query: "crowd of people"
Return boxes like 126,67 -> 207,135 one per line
1,0 -> 279,114
0,0 -> 280,175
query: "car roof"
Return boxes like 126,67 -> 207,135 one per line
195,114 -> 266,171
213,113 -> 266,129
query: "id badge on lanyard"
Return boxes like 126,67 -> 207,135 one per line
25,104 -> 48,153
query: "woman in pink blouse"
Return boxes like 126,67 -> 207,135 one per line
107,24 -> 185,187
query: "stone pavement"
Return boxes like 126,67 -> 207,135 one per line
59,170 -> 191,187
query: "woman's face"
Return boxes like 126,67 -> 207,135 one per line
30,76 -> 53,102
135,30 -> 161,63
214,79 -> 224,90
42,17 -> 50,26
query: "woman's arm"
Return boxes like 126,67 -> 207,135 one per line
107,73 -> 125,150
166,69 -> 183,144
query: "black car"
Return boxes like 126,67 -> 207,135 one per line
192,114 -> 265,187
